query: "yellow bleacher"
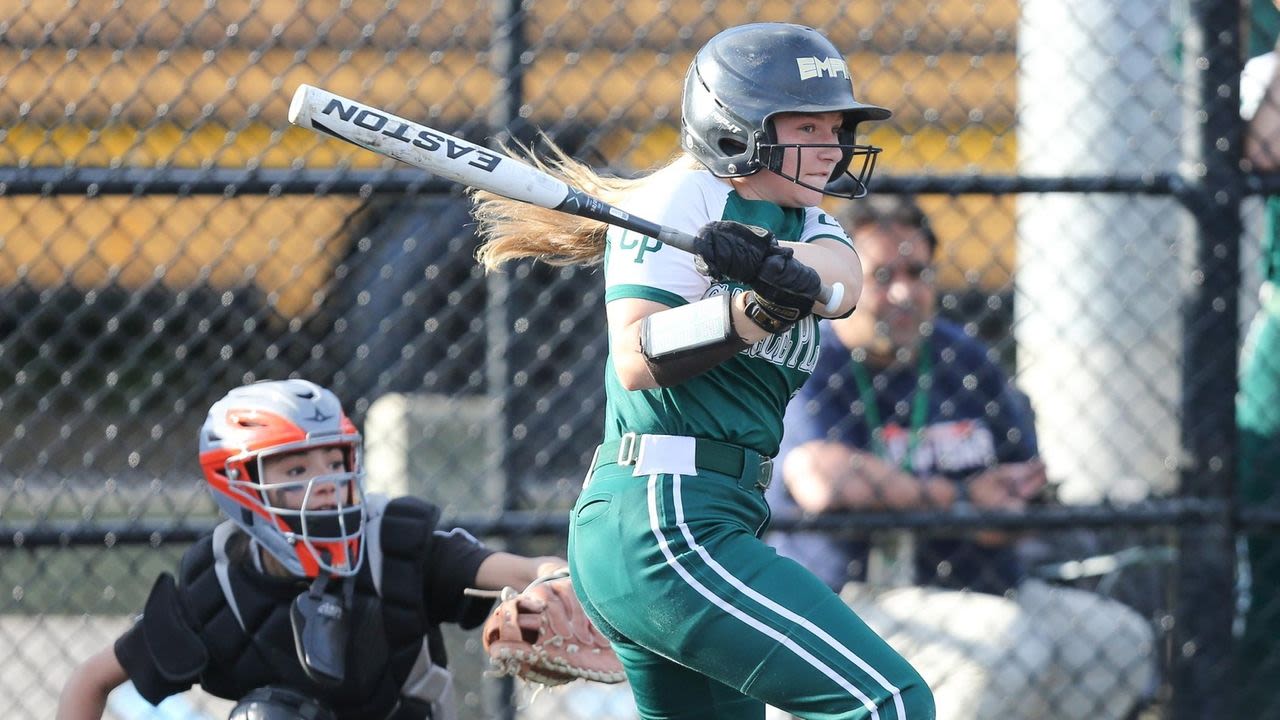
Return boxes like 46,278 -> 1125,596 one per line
0,0 -> 1018,312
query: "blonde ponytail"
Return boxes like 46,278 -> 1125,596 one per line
471,140 -> 689,271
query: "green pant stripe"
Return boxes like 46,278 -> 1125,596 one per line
664,473 -> 909,718
647,472 -> 908,720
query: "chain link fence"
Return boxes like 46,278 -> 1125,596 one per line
0,1 -> 1274,718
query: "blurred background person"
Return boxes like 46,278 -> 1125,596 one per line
1236,2 -> 1280,712
769,194 -> 1041,594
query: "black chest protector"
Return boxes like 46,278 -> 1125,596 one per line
177,495 -> 455,720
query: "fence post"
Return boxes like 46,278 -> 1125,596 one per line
484,1 -> 528,718
1173,1 -> 1242,716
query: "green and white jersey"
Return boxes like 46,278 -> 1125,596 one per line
603,164 -> 854,457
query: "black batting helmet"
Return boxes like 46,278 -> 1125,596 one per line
681,23 -> 891,198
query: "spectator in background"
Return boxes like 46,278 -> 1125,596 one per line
768,194 -> 1043,595
766,195 -> 1154,720
1236,10 -> 1280,714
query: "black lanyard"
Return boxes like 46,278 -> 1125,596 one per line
849,340 -> 932,472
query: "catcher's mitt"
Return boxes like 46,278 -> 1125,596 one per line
478,571 -> 626,686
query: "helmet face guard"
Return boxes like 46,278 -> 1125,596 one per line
219,437 -> 366,578
757,136 -> 882,199
680,23 -> 891,198
200,380 -> 368,579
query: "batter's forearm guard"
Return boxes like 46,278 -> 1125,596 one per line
639,294 -> 752,387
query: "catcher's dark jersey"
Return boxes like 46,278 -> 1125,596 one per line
114,495 -> 494,720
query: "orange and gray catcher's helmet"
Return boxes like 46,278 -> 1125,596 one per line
199,379 -> 365,578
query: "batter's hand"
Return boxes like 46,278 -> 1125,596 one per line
693,221 -> 776,283
751,246 -> 822,319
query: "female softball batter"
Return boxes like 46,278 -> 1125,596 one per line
472,23 -> 935,720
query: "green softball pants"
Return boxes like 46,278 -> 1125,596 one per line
567,439 -> 935,720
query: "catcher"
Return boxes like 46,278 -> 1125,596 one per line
57,379 -> 619,720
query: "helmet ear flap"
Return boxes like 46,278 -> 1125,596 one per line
716,136 -> 749,161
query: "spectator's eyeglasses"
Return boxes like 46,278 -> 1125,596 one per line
870,262 -> 934,287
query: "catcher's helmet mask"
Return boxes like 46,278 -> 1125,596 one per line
681,22 -> 891,199
200,379 -> 367,579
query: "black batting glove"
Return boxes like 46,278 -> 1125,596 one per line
744,247 -> 821,333
693,221 -> 776,284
